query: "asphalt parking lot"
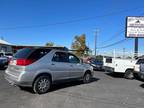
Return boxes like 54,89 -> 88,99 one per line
1,70 -> 144,108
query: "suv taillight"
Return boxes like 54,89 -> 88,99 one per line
16,59 -> 35,66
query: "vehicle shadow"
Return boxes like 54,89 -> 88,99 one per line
134,74 -> 144,82
20,77 -> 100,94
19,87 -> 35,94
50,77 -> 100,92
105,72 -> 124,78
140,84 -> 144,88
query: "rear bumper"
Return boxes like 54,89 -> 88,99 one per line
5,71 -> 32,87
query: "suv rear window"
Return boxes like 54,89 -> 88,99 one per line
14,48 -> 34,59
14,48 -> 51,60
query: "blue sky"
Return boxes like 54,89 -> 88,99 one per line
0,0 -> 144,54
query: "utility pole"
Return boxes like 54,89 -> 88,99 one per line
94,29 -> 99,56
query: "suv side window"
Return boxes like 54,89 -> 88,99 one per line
28,49 -> 51,61
52,52 -> 68,62
68,53 -> 80,64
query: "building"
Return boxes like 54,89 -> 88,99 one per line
0,39 -> 13,53
0,39 -> 69,54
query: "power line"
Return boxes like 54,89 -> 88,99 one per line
97,38 -> 131,49
101,29 -> 124,44
0,7 -> 143,30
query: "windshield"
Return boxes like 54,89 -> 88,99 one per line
136,59 -> 144,64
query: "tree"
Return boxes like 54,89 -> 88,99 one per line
71,34 -> 89,57
85,46 -> 92,56
45,42 -> 54,47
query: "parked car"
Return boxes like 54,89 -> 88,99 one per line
138,64 -> 144,80
134,58 -> 144,80
5,52 -> 13,59
0,53 -> 9,69
89,59 -> 103,70
5,48 -> 94,94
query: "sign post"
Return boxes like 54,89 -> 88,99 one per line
134,37 -> 138,58
126,16 -> 144,58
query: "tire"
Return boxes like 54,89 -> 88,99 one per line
33,76 -> 51,94
83,72 -> 92,84
133,73 -> 140,80
124,70 -> 134,79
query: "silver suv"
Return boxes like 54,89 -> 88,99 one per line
5,48 -> 93,94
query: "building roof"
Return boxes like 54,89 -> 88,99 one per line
0,39 -> 11,45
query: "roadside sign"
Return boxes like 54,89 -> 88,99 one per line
126,16 -> 144,38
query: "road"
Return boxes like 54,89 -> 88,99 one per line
0,70 -> 144,108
